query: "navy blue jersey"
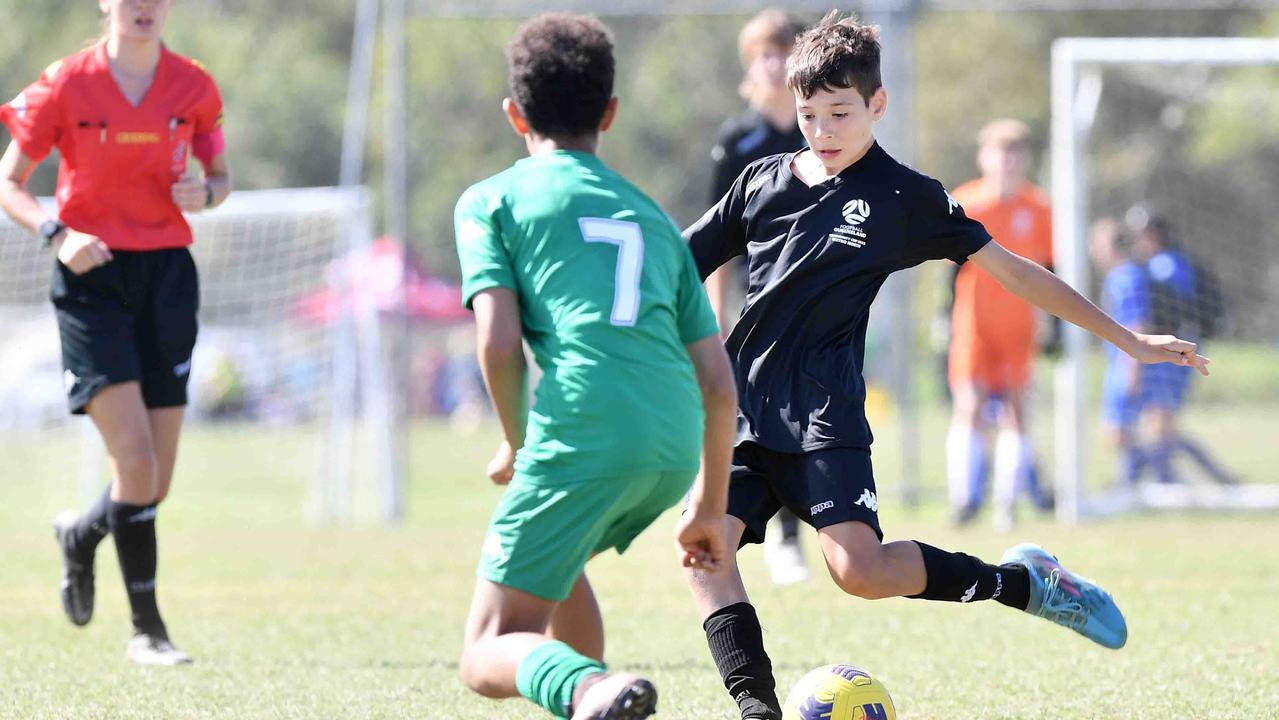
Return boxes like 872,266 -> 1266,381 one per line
709,110 -> 807,207
685,143 -> 991,452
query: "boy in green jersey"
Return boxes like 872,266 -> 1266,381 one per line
453,14 -> 738,720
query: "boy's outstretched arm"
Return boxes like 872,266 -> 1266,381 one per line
675,335 -> 738,573
970,241 -> 1210,375
471,288 -> 528,484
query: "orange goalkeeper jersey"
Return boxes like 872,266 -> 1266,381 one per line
950,178 -> 1053,346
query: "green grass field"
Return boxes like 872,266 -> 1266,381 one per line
2,410 -> 1277,719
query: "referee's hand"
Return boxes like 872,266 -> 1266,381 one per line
172,174 -> 209,213
56,231 -> 113,275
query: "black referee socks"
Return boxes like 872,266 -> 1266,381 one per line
704,602 -> 782,719
909,541 -> 1030,610
107,501 -> 166,638
71,486 -> 112,558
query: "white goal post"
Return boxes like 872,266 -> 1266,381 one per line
0,186 -> 403,524
1051,37 -> 1279,523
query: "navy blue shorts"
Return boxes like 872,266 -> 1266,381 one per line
1141,362 -> 1192,410
50,248 -> 199,414
728,442 -> 883,547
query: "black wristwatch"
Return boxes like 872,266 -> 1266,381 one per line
39,218 -> 66,248
204,183 -> 214,208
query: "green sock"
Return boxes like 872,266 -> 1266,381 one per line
515,640 -> 607,719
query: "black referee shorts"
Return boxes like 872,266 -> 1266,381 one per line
728,442 -> 883,547
50,248 -> 199,415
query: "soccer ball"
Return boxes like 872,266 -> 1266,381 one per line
782,664 -> 897,720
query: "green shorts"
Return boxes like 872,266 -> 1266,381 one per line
477,469 -> 695,601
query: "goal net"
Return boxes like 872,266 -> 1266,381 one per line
1051,37 -> 1279,522
0,186 -> 400,523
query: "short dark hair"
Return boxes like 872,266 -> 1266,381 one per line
785,11 -> 881,104
1126,206 -> 1176,248
506,14 -> 615,139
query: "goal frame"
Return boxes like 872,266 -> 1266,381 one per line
1051,37 -> 1279,523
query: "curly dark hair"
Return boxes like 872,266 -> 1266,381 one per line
506,14 -> 615,138
785,10 -> 881,103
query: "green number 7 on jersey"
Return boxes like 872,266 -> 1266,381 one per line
578,217 -> 644,327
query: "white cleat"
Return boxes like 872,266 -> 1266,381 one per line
765,538 -> 810,585
127,634 -> 193,666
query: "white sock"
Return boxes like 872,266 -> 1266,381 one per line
994,431 -> 1033,510
947,424 -> 985,510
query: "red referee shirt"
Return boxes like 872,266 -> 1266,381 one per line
0,42 -> 223,251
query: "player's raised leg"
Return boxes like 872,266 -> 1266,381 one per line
814,517 -> 1126,649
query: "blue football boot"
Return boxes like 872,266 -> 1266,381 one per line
1001,542 -> 1128,649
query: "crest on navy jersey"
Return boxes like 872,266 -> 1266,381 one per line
842,198 -> 870,226
830,198 -> 871,249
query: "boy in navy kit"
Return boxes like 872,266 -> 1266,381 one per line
682,13 -> 1211,720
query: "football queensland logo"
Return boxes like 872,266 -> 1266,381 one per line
830,198 -> 871,249
842,198 -> 871,226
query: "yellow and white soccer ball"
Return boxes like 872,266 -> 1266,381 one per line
782,664 -> 897,720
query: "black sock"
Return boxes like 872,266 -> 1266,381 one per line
778,509 -> 799,542
704,602 -> 781,719
108,501 -> 166,637
909,542 -> 1030,610
70,486 -> 112,558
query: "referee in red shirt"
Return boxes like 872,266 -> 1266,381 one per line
0,0 -> 230,666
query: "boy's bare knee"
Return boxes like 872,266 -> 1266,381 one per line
828,549 -> 893,600
459,648 -> 504,698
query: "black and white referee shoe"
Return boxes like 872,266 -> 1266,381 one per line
127,633 -> 194,666
52,510 -> 94,627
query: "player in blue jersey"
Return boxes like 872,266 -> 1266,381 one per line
682,14 -> 1210,719
1091,218 -> 1152,485
1130,211 -> 1236,485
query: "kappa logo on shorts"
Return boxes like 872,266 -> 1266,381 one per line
810,500 -> 835,516
173,358 -> 192,377
854,489 -> 878,512
960,580 -> 978,603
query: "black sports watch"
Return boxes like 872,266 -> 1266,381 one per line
39,218 -> 66,248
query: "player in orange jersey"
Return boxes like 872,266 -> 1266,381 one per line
946,119 -> 1053,530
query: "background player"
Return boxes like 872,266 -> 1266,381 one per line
0,0 -> 229,665
705,8 -> 811,586
681,14 -> 1209,719
1129,210 -> 1236,485
453,14 -> 737,720
946,118 -> 1055,530
1090,217 -> 1151,485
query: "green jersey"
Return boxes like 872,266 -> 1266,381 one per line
455,150 -> 720,483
